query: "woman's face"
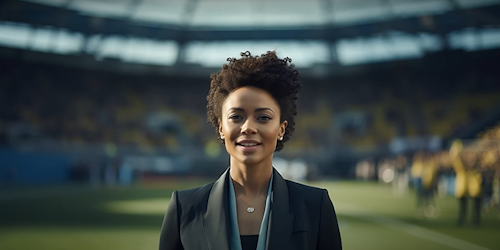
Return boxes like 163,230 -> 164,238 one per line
219,86 -> 287,166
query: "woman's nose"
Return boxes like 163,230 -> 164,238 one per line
241,119 -> 257,134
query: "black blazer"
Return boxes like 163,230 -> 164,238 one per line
159,168 -> 342,250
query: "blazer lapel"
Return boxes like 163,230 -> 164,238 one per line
203,169 -> 231,250
266,169 -> 294,250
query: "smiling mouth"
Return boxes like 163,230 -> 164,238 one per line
236,142 -> 261,147
236,142 -> 261,152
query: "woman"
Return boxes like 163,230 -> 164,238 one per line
159,51 -> 342,250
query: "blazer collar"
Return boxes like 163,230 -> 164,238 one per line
203,168 -> 231,250
267,168 -> 295,250
203,168 -> 295,250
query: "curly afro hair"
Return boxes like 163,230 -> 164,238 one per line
206,50 -> 302,152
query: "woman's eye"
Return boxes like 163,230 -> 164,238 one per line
258,116 -> 271,121
229,115 -> 242,120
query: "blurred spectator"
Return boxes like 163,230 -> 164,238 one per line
411,151 -> 425,217
451,140 -> 483,226
420,152 -> 438,218
377,158 -> 395,184
355,157 -> 375,181
393,154 -> 410,195
435,150 -> 454,197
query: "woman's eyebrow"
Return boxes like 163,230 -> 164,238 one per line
227,107 -> 274,114
255,108 -> 274,114
227,107 -> 245,112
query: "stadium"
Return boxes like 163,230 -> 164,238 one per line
0,0 -> 499,249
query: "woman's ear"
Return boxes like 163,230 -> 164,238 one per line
279,120 -> 288,139
218,120 -> 224,139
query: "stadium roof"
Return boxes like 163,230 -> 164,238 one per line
0,0 -> 497,42
18,0 -> 500,28
0,0 -> 499,71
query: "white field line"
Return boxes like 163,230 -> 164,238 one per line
337,202 -> 491,250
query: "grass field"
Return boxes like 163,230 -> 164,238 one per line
1,180 -> 499,250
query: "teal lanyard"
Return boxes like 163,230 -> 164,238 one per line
228,173 -> 273,250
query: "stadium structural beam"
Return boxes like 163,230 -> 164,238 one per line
174,41 -> 188,66
173,0 -> 200,66
126,0 -> 143,20
318,0 -> 338,65
181,0 -> 200,27
319,0 -> 334,25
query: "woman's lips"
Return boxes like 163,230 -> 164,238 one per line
237,144 -> 261,152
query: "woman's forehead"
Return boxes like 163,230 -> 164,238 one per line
222,86 -> 279,111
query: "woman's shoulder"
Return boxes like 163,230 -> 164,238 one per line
284,179 -> 327,198
174,182 -> 215,205
285,179 -> 325,190
283,180 -> 333,212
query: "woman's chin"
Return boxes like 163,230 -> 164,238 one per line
232,154 -> 266,166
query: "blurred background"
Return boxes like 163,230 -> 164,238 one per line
0,0 -> 500,249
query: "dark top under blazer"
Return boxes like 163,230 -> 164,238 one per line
159,168 -> 342,250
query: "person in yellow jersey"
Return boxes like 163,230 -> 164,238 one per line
450,140 -> 482,226
421,152 -> 438,218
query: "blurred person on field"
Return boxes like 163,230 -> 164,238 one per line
485,148 -> 500,215
435,151 -> 454,197
420,152 -> 439,218
411,151 -> 425,217
159,51 -> 342,250
377,158 -> 394,184
393,154 -> 410,195
410,151 -> 438,219
451,140 -> 483,226
355,157 -> 375,181
493,161 -> 500,217
481,150 -> 496,211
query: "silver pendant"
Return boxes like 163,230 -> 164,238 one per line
247,207 -> 255,213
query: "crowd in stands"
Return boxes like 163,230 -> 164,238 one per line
0,61 -> 210,153
1,52 -> 500,158
321,68 -> 500,150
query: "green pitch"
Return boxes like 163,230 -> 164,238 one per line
0,180 -> 498,250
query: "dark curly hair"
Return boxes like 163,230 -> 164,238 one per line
206,51 -> 302,152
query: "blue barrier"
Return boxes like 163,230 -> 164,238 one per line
0,149 -> 70,185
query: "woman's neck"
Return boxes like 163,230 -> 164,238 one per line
229,159 -> 273,198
